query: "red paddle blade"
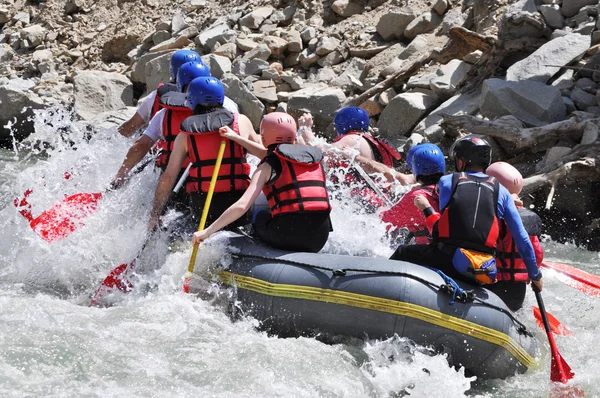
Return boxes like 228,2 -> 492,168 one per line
90,261 -> 135,306
30,192 -> 102,242
551,348 -> 575,383
542,261 -> 600,298
533,307 -> 573,336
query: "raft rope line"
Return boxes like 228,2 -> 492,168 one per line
229,252 -> 532,337
218,268 -> 536,369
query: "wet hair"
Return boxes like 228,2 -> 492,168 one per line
193,103 -> 224,115
417,173 -> 443,186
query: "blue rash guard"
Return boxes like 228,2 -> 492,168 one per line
437,171 -> 541,280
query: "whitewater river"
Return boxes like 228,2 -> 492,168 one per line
1,108 -> 598,397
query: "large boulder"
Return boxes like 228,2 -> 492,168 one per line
505,33 -> 590,83
220,74 -> 265,129
200,54 -> 232,79
561,0 -> 598,18
377,90 -> 439,137
131,50 -> 174,85
480,78 -> 566,127
287,86 -> 346,133
429,59 -> 472,99
239,6 -> 275,29
73,71 -> 134,121
376,8 -> 417,40
0,78 -> 45,143
144,52 -> 174,95
498,0 -> 546,41
403,12 -> 442,40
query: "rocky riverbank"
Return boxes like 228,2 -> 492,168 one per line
2,0 -> 600,248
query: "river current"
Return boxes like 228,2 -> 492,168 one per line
0,107 -> 598,397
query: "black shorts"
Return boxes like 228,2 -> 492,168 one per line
254,211 -> 331,253
190,191 -> 248,230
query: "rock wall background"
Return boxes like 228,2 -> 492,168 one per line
2,0 -> 600,249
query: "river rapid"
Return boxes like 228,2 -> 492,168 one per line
0,107 -> 598,398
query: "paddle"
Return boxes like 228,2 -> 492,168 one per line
351,161 -> 394,208
541,261 -> 600,298
532,284 -> 575,383
533,306 -> 572,336
90,163 -> 192,306
182,138 -> 227,293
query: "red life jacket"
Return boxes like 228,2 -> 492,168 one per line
434,172 -> 500,254
334,132 -> 401,168
151,83 -> 178,119
183,112 -> 251,194
155,92 -> 192,170
263,144 -> 332,217
496,207 -> 542,282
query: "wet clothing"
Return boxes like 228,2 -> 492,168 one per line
381,185 -> 438,245
183,111 -> 251,195
255,144 -> 332,253
190,191 -> 247,229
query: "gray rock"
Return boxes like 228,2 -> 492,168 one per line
404,12 -> 442,40
213,42 -> 239,60
579,52 -> 600,79
264,35 -> 288,58
506,33 -> 590,83
570,87 -> 597,109
563,96 -> 577,113
83,107 -> 138,135
31,49 -> 54,73
0,8 -> 11,24
413,91 -> 481,142
149,36 -> 192,53
433,0 -> 448,15
300,27 -> 317,43
152,30 -> 171,46
330,58 -> 367,88
177,26 -> 199,39
581,122 -> 598,144
316,67 -> 337,83
73,71 -> 134,120
332,0 -> 363,18
239,6 -> 275,29
376,8 -> 417,41
573,22 -> 595,35
13,11 -> 30,25
242,43 -> 271,61
542,144 -> 572,167
317,50 -> 345,67
0,43 -> 16,63
366,43 -> 405,78
171,11 -> 189,35
204,30 -> 237,52
281,73 -> 305,90
480,78 -> 566,126
561,0 -> 597,18
200,54 -> 232,78
276,102 -> 288,112
315,37 -> 340,56
284,52 -> 301,67
232,58 -> 270,76
65,0 -> 84,15
551,69 -> 575,90
378,91 -> 440,137
429,59 -> 472,99
252,80 -> 278,102
287,86 -> 346,126
378,88 -> 397,106
380,36 -> 429,77
221,74 -> 265,129
131,50 -> 174,85
576,77 -> 597,90
538,5 -> 564,29
0,78 -> 45,142
144,52 -> 175,93
441,7 -> 467,34
236,37 -> 260,51
463,50 -> 483,64
19,25 -> 46,49
498,0 -> 546,40
197,21 -> 231,48
282,29 -> 302,52
299,49 -> 320,68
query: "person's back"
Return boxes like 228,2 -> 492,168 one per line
382,143 -> 444,245
485,161 -> 544,310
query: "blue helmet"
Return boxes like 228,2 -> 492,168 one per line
411,143 -> 445,177
186,77 -> 225,110
170,50 -> 201,82
177,61 -> 211,92
333,106 -> 370,135
405,144 -> 421,173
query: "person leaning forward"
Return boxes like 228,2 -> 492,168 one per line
390,135 -> 543,292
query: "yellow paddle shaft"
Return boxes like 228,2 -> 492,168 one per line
187,139 -> 227,274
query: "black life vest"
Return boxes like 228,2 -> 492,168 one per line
434,172 -> 500,254
155,92 -> 192,170
151,83 -> 178,119
182,110 -> 251,194
496,207 -> 542,282
262,144 -> 332,217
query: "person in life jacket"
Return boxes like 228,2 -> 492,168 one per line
381,143 -> 445,245
391,135 -> 543,291
110,61 -> 212,192
148,77 -> 261,231
485,161 -> 544,310
192,112 -> 333,253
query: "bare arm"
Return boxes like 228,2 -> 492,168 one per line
148,134 -> 187,229
111,135 -> 155,189
238,114 -> 262,144
118,112 -> 146,138
220,126 -> 267,159
192,163 -> 271,243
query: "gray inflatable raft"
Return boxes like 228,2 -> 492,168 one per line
213,233 -> 538,380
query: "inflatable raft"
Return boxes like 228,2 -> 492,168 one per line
211,233 -> 538,380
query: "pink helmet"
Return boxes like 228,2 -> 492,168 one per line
486,161 -> 523,195
260,112 -> 297,147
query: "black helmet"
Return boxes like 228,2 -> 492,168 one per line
450,135 -> 492,169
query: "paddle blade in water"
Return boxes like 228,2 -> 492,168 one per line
533,306 -> 573,336
551,346 -> 575,384
541,261 -> 600,298
90,261 -> 135,307
29,192 -> 102,242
